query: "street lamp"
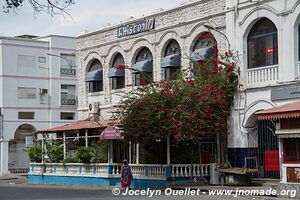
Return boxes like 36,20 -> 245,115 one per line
203,24 -> 231,51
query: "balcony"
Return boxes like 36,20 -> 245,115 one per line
247,65 -> 279,87
61,97 -> 76,106
60,68 -> 76,76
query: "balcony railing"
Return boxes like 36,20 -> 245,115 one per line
247,65 -> 279,87
60,68 -> 76,76
61,97 -> 76,106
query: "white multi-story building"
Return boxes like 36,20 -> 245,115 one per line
226,0 -> 300,183
0,35 -> 77,175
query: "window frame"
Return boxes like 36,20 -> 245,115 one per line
247,18 -> 278,69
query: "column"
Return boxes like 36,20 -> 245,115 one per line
109,141 -> 113,163
63,132 -> 66,159
0,140 -> 9,175
128,141 -> 132,164
136,142 -> 139,164
167,136 -> 170,165
85,129 -> 88,147
279,138 -> 285,182
217,134 -> 221,163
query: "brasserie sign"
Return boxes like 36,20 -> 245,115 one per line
117,18 -> 154,38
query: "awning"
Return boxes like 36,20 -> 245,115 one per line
132,60 -> 153,73
85,70 -> 103,82
161,54 -> 181,68
108,68 -> 125,78
100,126 -> 123,140
190,47 -> 214,61
256,101 -> 300,120
275,129 -> 300,138
36,120 -> 110,133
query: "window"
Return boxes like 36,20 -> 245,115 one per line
18,87 -> 36,99
247,18 -> 278,68
86,59 -> 103,93
61,85 -> 76,105
18,112 -> 34,120
38,57 -> 46,63
284,138 -> 300,163
111,53 -> 125,90
133,47 -> 153,86
60,112 -> 75,120
163,39 -> 181,80
17,55 -> 36,68
60,54 -> 75,68
60,54 -> 76,76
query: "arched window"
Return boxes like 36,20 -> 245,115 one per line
132,47 -> 153,86
85,59 -> 103,93
161,39 -> 181,80
191,32 -> 216,61
108,53 -> 125,90
248,18 -> 278,68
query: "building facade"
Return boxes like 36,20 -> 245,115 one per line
0,35 -> 77,174
77,0 -> 229,165
226,0 -> 300,182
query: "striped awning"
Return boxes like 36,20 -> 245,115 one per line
256,101 -> 300,120
132,60 -> 153,73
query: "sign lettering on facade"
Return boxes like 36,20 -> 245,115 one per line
117,18 -> 155,38
271,87 -> 300,101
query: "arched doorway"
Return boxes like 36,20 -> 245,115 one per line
9,124 -> 36,172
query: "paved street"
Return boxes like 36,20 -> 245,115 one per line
0,176 -> 280,200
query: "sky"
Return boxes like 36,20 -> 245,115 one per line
0,0 -> 185,37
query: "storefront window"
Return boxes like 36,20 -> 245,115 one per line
284,138 -> 300,163
247,18 -> 278,68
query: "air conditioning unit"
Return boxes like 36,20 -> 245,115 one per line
88,102 -> 100,114
39,88 -> 48,95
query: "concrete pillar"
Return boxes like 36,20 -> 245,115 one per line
85,129 -> 88,147
136,142 -> 139,164
217,134 -> 221,163
128,141 -> 132,164
108,141 -> 113,164
279,138 -> 284,182
167,136 -> 170,165
63,132 -> 66,159
0,140 -> 9,175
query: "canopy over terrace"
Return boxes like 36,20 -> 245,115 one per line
256,101 -> 300,138
256,101 -> 300,120
35,120 -> 122,162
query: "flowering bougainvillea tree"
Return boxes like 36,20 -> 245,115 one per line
113,48 -> 239,145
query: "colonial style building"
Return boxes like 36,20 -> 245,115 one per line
0,35 -> 77,175
227,0 -> 300,188
77,0 -> 227,164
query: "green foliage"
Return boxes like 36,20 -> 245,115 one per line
48,144 -> 64,163
76,146 -> 95,163
62,156 -> 79,165
26,145 -> 42,163
113,49 -> 239,144
91,142 -> 108,163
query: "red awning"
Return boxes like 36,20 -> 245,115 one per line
36,120 -> 111,133
100,126 -> 123,140
256,101 -> 300,120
